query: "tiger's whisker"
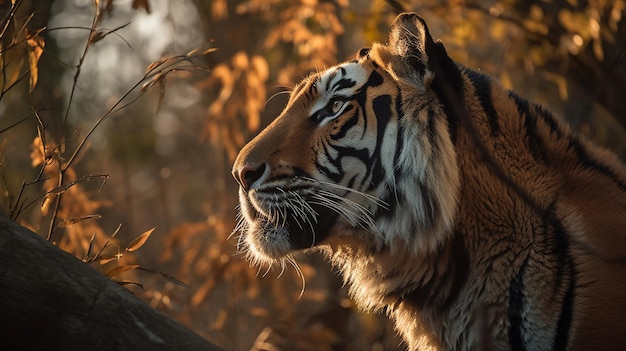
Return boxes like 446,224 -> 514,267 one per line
265,90 -> 292,106
277,258 -> 286,278
302,177 -> 389,209
312,191 -> 378,228
286,255 -> 306,299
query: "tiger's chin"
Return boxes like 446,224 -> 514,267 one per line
240,197 -> 340,265
243,222 -> 295,263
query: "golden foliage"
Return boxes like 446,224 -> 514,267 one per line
200,51 -> 269,160
260,0 -> 346,85
0,2 -> 45,96
28,134 -> 109,253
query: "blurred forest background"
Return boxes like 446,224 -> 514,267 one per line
0,0 -> 624,350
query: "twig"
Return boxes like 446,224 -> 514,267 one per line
48,1 -> 104,241
18,174 -> 109,224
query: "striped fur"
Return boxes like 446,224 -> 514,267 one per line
232,13 -> 626,350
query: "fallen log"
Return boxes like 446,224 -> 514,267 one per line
0,215 -> 221,351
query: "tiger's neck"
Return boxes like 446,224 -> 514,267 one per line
325,229 -> 470,345
392,230 -> 469,309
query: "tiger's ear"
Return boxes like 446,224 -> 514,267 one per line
388,13 -> 449,89
389,13 -> 434,60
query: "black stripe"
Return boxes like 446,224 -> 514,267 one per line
466,70 -> 500,135
442,230 -> 470,310
373,95 -> 392,127
325,70 -> 337,91
320,142 -> 371,182
418,182 -> 437,228
315,140 -> 343,182
405,56 -> 427,78
330,106 -> 358,140
345,174 -> 357,189
377,186 -> 397,218
533,104 -> 563,137
314,160 -> 341,183
352,71 -> 385,119
367,70 -> 384,87
370,95 -> 393,186
540,100 -> 626,193
428,42 -> 463,144
554,271 -> 575,351
332,145 -> 371,164
510,91 -> 549,163
568,138 -> 626,192
335,78 -> 356,91
508,255 -> 530,351
359,97 -> 369,139
546,202 -> 567,298
525,115 -> 548,162
548,203 -> 576,351
511,90 -> 626,193
393,95 -> 404,177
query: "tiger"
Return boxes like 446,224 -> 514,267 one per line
231,12 -> 626,351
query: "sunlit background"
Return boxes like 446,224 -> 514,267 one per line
1,0 -> 625,349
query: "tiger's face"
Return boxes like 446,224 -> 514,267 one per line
232,56 -> 400,263
233,16 -> 460,266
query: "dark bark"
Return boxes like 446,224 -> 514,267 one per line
0,215 -> 221,351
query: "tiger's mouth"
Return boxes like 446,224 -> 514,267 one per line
238,186 -> 338,261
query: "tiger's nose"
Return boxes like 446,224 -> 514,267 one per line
232,163 -> 267,191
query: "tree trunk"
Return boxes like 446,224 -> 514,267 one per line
0,215 -> 221,351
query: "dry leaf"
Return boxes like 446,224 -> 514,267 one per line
156,76 -> 166,114
135,266 -> 190,288
26,30 -> 45,93
132,0 -> 151,13
146,57 -> 168,73
104,0 -> 114,13
83,233 -> 97,261
106,264 -> 139,278
155,270 -> 190,288
125,227 -> 155,252
116,280 -> 144,291
57,214 -> 102,227
98,255 -> 120,265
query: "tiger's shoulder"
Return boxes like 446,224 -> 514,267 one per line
366,12 -> 626,350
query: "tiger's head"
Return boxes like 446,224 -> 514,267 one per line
232,13 -> 460,267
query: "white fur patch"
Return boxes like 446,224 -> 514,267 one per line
309,63 -> 369,125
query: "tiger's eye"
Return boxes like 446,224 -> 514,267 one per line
331,99 -> 344,114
